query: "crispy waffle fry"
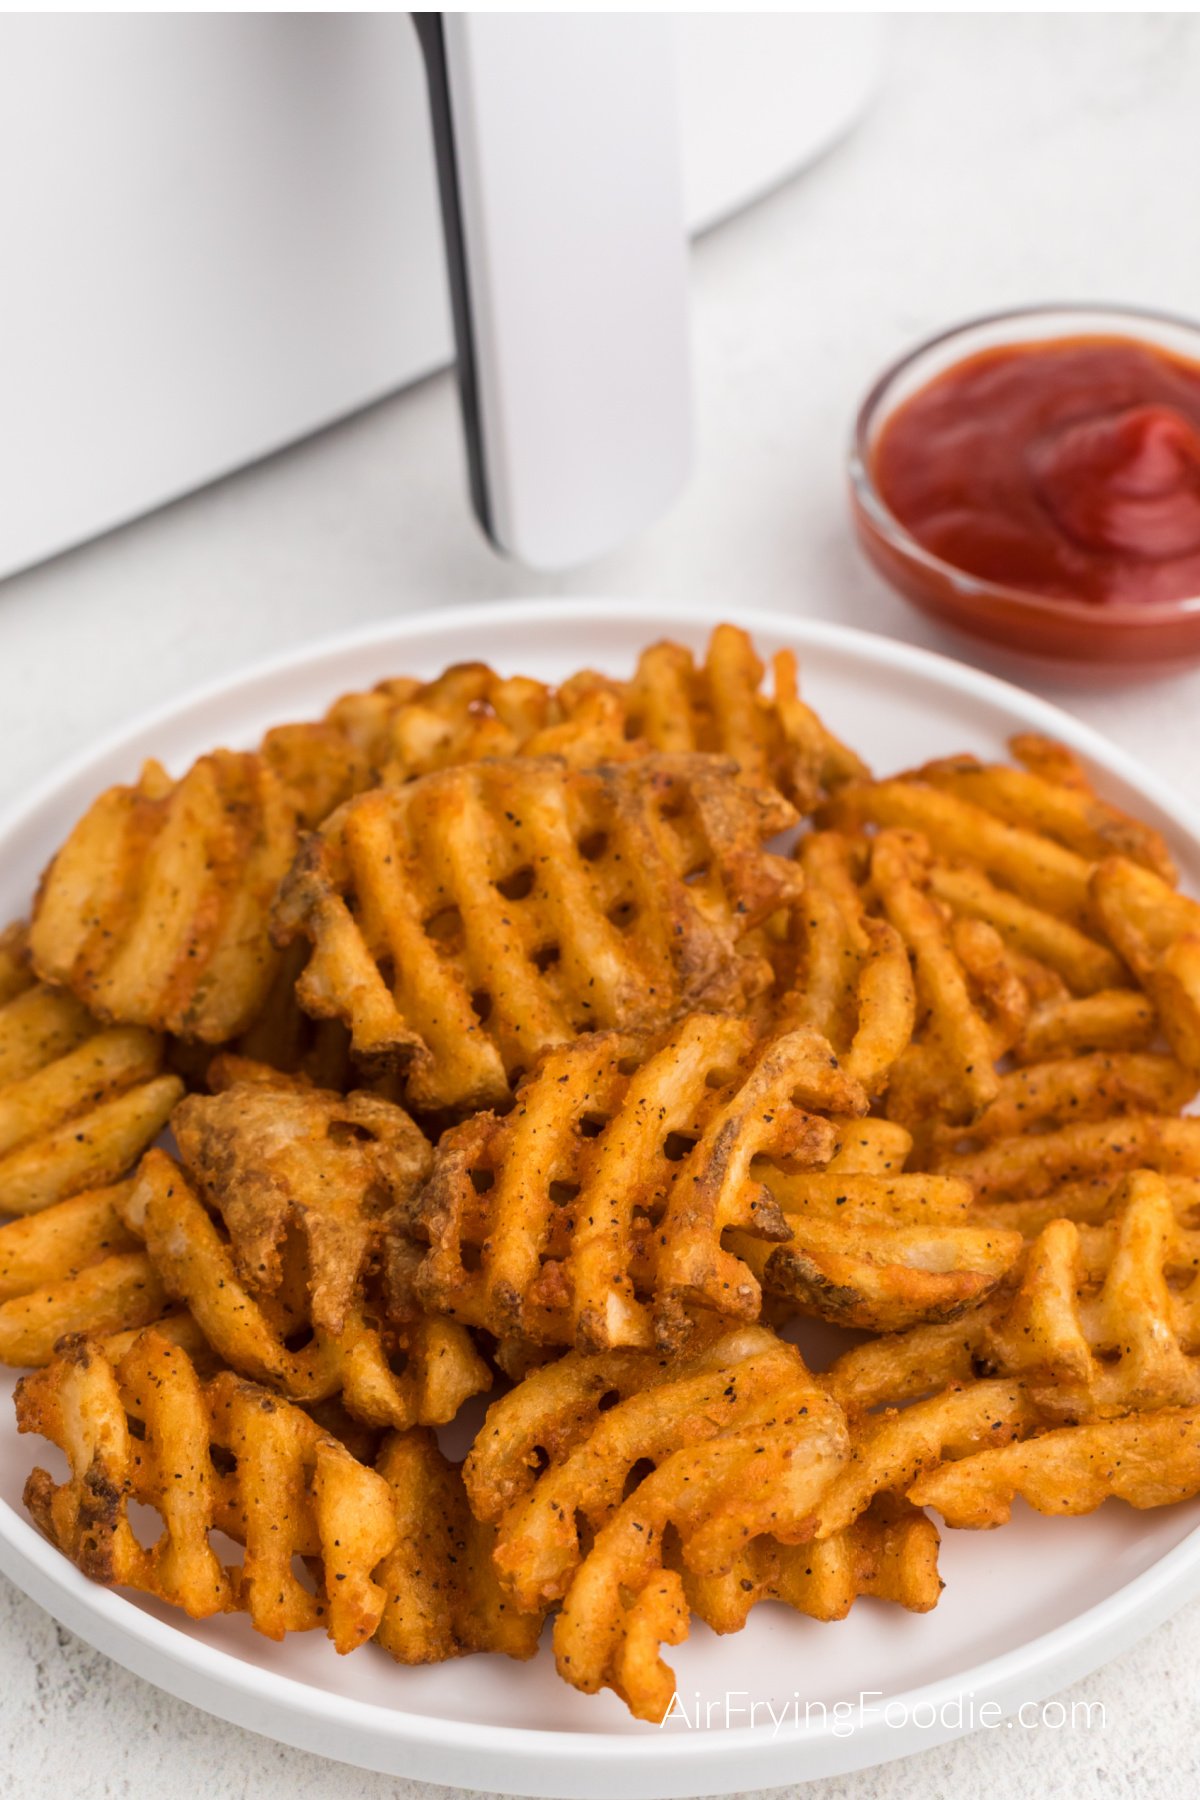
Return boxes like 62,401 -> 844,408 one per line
474,1324 -> 808,1609
552,1368 -> 848,1719
1014,988 -> 1157,1063
924,1051 -> 1195,1157
1092,857 -> 1200,1075
869,831 -> 1006,1127
408,1018 -> 864,1353
776,832 -> 915,1098
799,1380 -> 1040,1541
681,1494 -> 941,1632
374,1429 -> 543,1665
259,722 -> 372,829
18,1328 -> 397,1650
823,776 -> 1096,925
822,1311 -> 1001,1412
927,1114 -> 1200,1204
125,1150 -> 489,1427
912,742 -> 1177,881
0,1181 -> 169,1364
0,924 -> 32,1005
925,859 -> 1126,996
274,753 -> 803,1110
981,1171 -> 1200,1416
909,1407 -> 1200,1527
29,751 -> 299,1042
170,1074 -> 432,1335
0,986 -> 182,1215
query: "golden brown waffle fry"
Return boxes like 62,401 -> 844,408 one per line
1092,856 -> 1200,1075
29,751 -> 299,1042
0,1179 -> 168,1364
0,986 -> 182,1215
258,721 -> 372,829
775,832 -> 915,1098
869,831 -> 1009,1127
552,1361 -> 848,1720
800,1379 -> 1039,1541
981,1171 -> 1200,1417
0,924 -> 32,1006
274,752 -> 803,1111
926,1114 -> 1200,1203
925,1052 -> 1195,1158
681,1494 -> 941,1633
822,1310 -> 1001,1412
1014,988 -> 1157,1063
909,1407 -> 1200,1527
374,1429 -> 544,1665
125,1149 -> 490,1427
925,858 -> 1126,996
18,1328 -> 397,1650
912,743 -> 1177,881
971,1173 -> 1200,1238
822,776 -> 1096,925
474,1324 -> 808,1610
408,1018 -> 865,1353
170,1074 -> 432,1335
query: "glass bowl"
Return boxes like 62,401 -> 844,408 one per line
848,304 -> 1200,673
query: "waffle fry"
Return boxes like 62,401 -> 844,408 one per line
775,832 -> 915,1098
408,1018 -> 864,1353
1092,856 -> 1200,1075
912,742 -> 1176,881
170,1073 -> 433,1335
0,923 -> 32,1005
18,1328 -> 397,1650
909,1407 -> 1200,1527
924,1051 -> 1195,1157
0,986 -> 182,1215
926,1114 -> 1200,1203
681,1494 -> 941,1632
259,722 -> 372,829
374,1429 -> 544,1665
125,1149 -> 490,1427
799,1379 -> 1040,1541
1014,988 -> 1157,1063
29,751 -> 299,1042
551,1347 -> 848,1719
0,1181 -> 169,1363
925,858 -> 1126,995
274,753 -> 803,1110
981,1171 -> 1200,1417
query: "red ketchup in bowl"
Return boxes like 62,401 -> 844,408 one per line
873,338 -> 1200,611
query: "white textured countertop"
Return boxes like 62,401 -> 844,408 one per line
3,15 -> 1200,1798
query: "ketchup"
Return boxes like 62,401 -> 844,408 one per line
873,338 -> 1200,607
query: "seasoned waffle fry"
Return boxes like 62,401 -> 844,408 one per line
913,743 -> 1177,881
971,1173 -> 1200,1238
1092,856 -> 1200,1075
776,832 -> 915,1097
274,753 -> 803,1110
0,1178 -> 169,1366
409,1018 -> 864,1353
29,750 -> 299,1042
476,1325 -> 809,1609
982,1171 -> 1200,1417
0,923 -> 32,1006
909,1407 -> 1200,1526
259,722 -> 372,829
925,858 -> 1125,996
925,1051 -> 1195,1156
800,1380 -> 1040,1541
1014,988 -> 1157,1063
374,1429 -> 544,1665
927,1114 -> 1200,1203
681,1494 -> 941,1632
0,990 -> 182,1215
171,1074 -> 432,1335
870,831 -> 1004,1127
822,1311 -> 1001,1412
18,1328 -> 397,1650
126,1149 -> 489,1426
823,777 -> 1096,924
551,1348 -> 848,1718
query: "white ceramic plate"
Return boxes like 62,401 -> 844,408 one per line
2,599 -> 1199,1798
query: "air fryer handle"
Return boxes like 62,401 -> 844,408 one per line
416,14 -> 692,571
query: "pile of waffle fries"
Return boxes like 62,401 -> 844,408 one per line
5,623 -> 1200,1722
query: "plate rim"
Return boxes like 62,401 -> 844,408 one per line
3,595 -> 1199,1795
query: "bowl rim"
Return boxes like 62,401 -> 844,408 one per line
849,300 -> 1200,626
